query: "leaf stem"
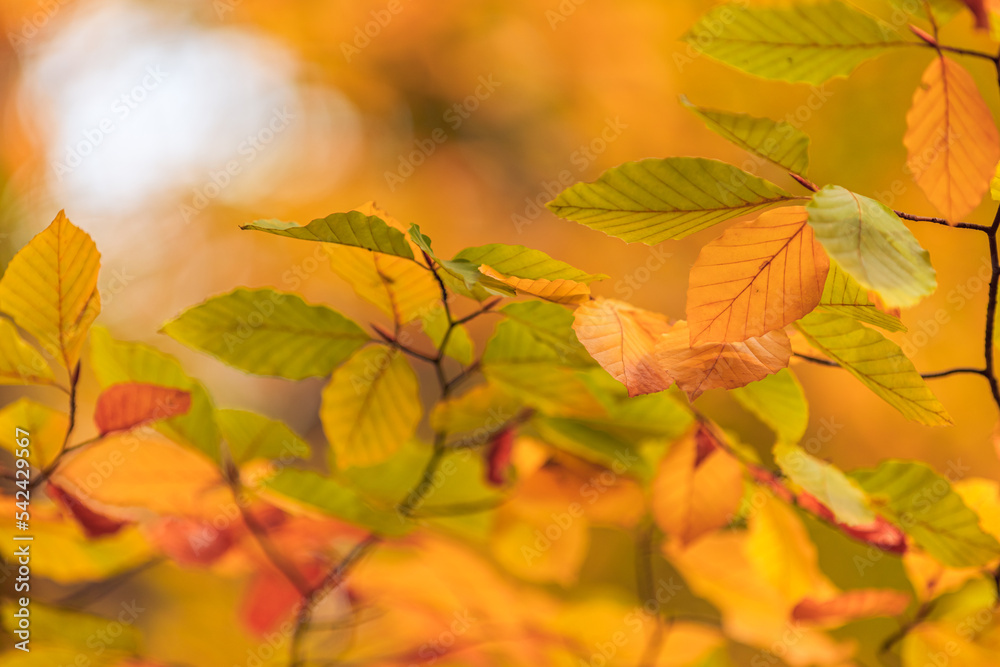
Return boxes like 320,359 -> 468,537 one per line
635,518 -> 666,667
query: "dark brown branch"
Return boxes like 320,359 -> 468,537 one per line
794,353 -> 987,381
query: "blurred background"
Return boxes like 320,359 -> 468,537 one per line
0,0 -> 998,529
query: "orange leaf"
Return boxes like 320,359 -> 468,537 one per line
792,589 -> 911,626
687,207 -> 829,344
960,0 -> 990,29
652,426 -> 744,545
46,482 -> 129,538
572,298 -> 673,396
479,265 -> 590,304
93,383 -> 192,435
904,55 -> 999,222
656,321 -> 791,401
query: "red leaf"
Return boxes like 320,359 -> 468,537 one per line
798,492 -> 907,554
93,383 -> 191,435
46,482 -> 129,538
960,0 -> 989,29
485,427 -> 515,487
146,516 -> 237,566
241,561 -> 327,635
792,589 -> 911,625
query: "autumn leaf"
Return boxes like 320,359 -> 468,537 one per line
682,97 -> 810,175
572,297 -> 673,396
959,0 -> 990,28
0,318 -> 56,385
320,346 -> 421,468
0,210 -> 100,370
93,383 -> 192,435
904,55 -> 999,221
547,157 -> 796,244
730,369 -> 809,445
656,321 -> 792,400
687,206 -> 829,344
242,210 -> 415,259
773,442 -> 875,526
684,1 -> 901,84
479,264 -> 591,304
46,482 -> 129,539
792,589 -> 911,626
806,185 -> 936,309
816,264 -> 906,332
0,398 -> 67,470
651,426 -> 744,545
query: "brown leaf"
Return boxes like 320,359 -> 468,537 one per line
656,321 -> 791,401
572,297 -> 673,396
904,55 -> 999,221
93,383 -> 192,435
792,589 -> 911,626
687,207 -> 829,343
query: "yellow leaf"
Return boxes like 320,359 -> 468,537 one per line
0,211 -> 101,369
572,298 -> 674,397
51,434 -> 229,519
906,56 -> 1000,222
652,427 -> 744,545
479,264 -> 590,304
320,346 -> 421,468
0,318 -> 55,385
687,207 -> 829,344
0,398 -> 67,470
656,321 -> 791,400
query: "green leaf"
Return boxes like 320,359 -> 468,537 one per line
90,327 -> 221,460
484,301 -> 593,366
242,211 -> 415,259
161,288 -> 369,379
530,416 -> 650,478
774,441 -> 874,526
795,312 -> 951,426
422,306 -> 474,365
684,1 -> 902,85
807,185 -> 936,309
263,468 -> 409,536
817,264 -> 906,332
577,368 -> 694,443
547,157 -> 797,244
1,602 -> 141,660
217,409 -> 310,466
852,460 -> 1000,567
730,368 -> 808,445
681,97 -> 810,175
0,318 -> 55,385
484,362 -> 604,417
321,346 -> 421,468
890,0 -> 963,26
452,244 -> 608,283
407,223 -> 516,300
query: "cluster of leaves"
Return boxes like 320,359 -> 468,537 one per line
5,1 -> 1000,666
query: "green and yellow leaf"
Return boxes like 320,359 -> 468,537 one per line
479,265 -> 591,304
774,441 -> 875,526
216,409 -> 310,466
242,210 -> 415,259
0,318 -> 55,385
730,368 -> 808,445
817,264 -> 906,332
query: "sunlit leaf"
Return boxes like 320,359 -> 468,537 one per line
242,210 -> 415,259
572,297 -> 674,396
904,56 -> 999,221
852,460 -> 1000,567
730,369 -> 808,445
687,206 -> 829,343
216,409 -> 310,466
94,383 -> 191,435
90,327 -> 220,459
161,288 -> 370,379
421,306 -> 473,365
0,398 -> 67,470
684,1 -> 902,84
407,223 -> 515,300
0,210 -> 100,369
485,301 -> 593,366
774,442 -> 875,526
806,185 -> 936,309
547,157 -> 797,244
478,265 -> 591,304
656,321 -> 791,401
0,318 -> 55,385
320,346 -> 421,468
817,264 -> 906,332
453,243 -> 607,283
484,362 -> 605,417
682,97 -> 810,175
746,498 -> 834,602
652,426 -> 744,545
795,312 -> 951,426
262,468 -> 409,536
